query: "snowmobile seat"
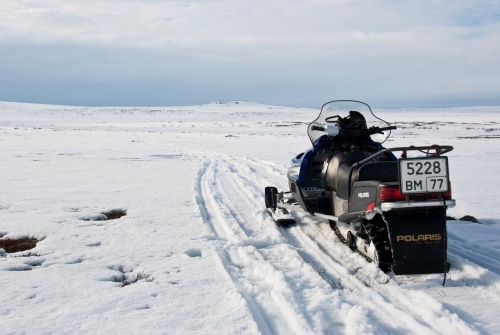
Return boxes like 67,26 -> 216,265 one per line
353,161 -> 399,182
323,151 -> 372,198
335,161 -> 398,199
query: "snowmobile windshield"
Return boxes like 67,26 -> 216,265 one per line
308,100 -> 392,144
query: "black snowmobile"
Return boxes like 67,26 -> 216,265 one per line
265,100 -> 455,275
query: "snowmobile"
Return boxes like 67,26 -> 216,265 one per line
265,100 -> 455,275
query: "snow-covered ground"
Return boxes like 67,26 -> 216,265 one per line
0,101 -> 499,334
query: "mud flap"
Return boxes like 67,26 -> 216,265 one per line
383,206 -> 447,275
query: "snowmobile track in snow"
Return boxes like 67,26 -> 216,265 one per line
447,230 -> 500,277
192,152 -> 479,335
194,154 -> 344,334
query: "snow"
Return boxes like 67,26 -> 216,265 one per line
0,100 -> 499,334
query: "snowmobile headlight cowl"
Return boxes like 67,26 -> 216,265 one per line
378,186 -> 407,202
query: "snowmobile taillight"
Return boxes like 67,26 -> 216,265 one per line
444,186 -> 452,198
427,191 -> 452,200
440,183 -> 452,199
413,184 -> 452,200
378,186 -> 407,202
366,202 -> 375,211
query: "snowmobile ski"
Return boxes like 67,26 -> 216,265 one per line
265,186 -> 296,225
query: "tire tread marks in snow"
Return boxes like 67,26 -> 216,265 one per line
193,153 -> 479,335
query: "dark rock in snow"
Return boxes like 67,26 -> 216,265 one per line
460,215 -> 480,223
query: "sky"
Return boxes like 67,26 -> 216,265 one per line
1,0 -> 500,108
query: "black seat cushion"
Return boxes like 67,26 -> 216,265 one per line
354,161 -> 399,182
328,161 -> 399,200
324,151 -> 371,193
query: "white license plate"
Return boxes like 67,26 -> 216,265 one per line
398,157 -> 449,194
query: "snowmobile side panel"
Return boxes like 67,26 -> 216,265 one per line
349,182 -> 377,212
297,137 -> 332,186
383,206 -> 447,274
287,179 -> 312,213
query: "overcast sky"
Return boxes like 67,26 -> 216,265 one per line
1,0 -> 499,108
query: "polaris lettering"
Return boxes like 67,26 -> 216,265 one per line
358,192 -> 370,198
396,234 -> 441,242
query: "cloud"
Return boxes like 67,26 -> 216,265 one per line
1,0 -> 500,107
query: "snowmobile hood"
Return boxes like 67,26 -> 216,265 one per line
308,100 -> 392,145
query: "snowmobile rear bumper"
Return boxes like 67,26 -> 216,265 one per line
381,200 -> 455,211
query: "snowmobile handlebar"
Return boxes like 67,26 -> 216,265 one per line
311,125 -> 397,136
311,125 -> 327,132
373,125 -> 397,133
